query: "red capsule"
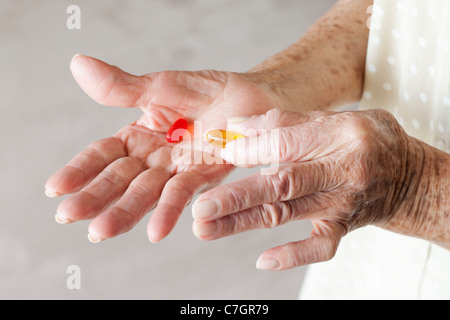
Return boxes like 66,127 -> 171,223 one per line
166,118 -> 188,143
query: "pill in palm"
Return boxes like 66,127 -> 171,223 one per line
205,129 -> 246,148
166,118 -> 189,143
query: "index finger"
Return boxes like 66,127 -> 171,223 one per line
45,137 -> 126,197
192,161 -> 336,221
221,111 -> 363,167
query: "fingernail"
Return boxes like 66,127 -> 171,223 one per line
193,221 -> 218,237
54,214 -> 72,224
192,200 -> 219,220
72,53 -> 82,61
70,54 -> 84,71
87,233 -> 104,244
227,116 -> 251,123
256,258 -> 280,270
45,189 -> 61,198
147,229 -> 161,244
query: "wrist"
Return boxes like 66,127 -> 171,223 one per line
241,0 -> 372,112
414,143 -> 450,248
383,137 -> 450,248
243,37 -> 366,112
242,64 -> 324,113
240,70 -> 298,112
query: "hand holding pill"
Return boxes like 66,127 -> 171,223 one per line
46,54 -> 278,243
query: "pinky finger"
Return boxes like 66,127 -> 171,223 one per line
255,220 -> 347,271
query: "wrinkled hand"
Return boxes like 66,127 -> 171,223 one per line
192,108 -> 420,270
45,55 -> 279,243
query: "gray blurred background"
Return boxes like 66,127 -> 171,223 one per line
0,0 -> 334,299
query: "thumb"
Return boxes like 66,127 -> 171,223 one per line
70,54 -> 150,108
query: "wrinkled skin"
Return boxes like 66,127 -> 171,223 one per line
45,55 -> 279,243
46,56 -> 449,271
46,0 -> 450,271
192,108 -> 426,270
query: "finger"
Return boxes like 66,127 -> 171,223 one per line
56,157 -> 143,223
221,123 -> 328,166
70,54 -> 151,108
87,167 -> 171,242
222,109 -> 313,168
45,137 -> 126,197
221,109 -> 349,166
192,192 -> 334,241
70,55 -> 220,118
147,164 -> 234,243
256,220 -> 346,271
192,162 -> 336,221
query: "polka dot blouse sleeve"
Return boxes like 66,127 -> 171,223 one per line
360,0 -> 450,152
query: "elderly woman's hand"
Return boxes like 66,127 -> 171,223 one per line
45,55 -> 279,243
192,108 -> 430,270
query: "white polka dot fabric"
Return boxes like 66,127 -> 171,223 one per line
362,0 -> 450,150
299,0 -> 450,300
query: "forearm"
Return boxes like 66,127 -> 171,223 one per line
384,139 -> 450,250
245,0 -> 373,112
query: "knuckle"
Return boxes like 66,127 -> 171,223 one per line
271,167 -> 299,199
277,129 -> 295,161
306,238 -> 339,264
260,201 -> 297,229
320,243 -> 338,262
96,70 -> 119,103
102,157 -> 140,187
342,112 -> 373,145
128,182 -> 154,202
227,186 -> 250,214
116,207 -> 136,232
102,168 -> 126,188
81,147 -> 106,167
369,108 -> 394,121
166,178 -> 194,202
225,212 -> 250,235
369,108 -> 406,136
260,203 -> 281,228
265,108 -> 285,123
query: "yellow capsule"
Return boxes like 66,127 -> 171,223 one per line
205,129 -> 246,148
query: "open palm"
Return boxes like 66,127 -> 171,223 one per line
45,55 -> 279,243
